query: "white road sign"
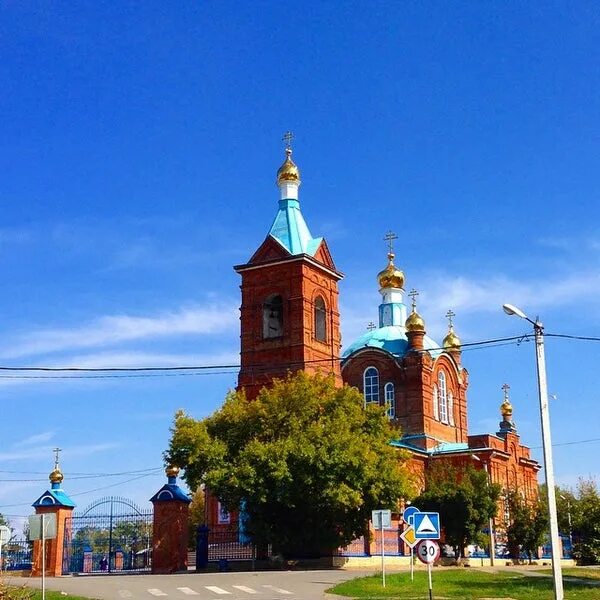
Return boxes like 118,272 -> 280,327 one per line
416,539 -> 441,565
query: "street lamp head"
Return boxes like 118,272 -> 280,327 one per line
502,303 -> 528,320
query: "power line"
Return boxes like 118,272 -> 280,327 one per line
0,467 -> 163,483
0,334 -> 533,380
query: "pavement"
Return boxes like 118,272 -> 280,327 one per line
14,569 -> 365,600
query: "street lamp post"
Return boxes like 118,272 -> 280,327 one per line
502,304 -> 563,600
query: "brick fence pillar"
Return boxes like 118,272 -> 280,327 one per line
150,466 -> 191,574
31,463 -> 75,577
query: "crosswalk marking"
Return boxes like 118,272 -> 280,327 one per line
232,585 -> 258,594
178,587 -> 200,595
118,592 -> 132,599
262,585 -> 293,595
148,589 -> 168,597
205,586 -> 232,595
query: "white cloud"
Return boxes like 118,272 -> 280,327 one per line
0,304 -> 238,360
0,443 -> 119,463
64,350 -> 240,369
420,270 -> 600,318
13,432 -> 55,448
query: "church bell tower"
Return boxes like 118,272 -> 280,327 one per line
235,134 -> 343,400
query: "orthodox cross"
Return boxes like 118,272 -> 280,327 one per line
502,383 -> 510,401
383,230 -> 398,255
53,447 -> 62,468
367,321 -> 376,331
408,288 -> 419,311
282,131 -> 294,150
445,309 -> 455,328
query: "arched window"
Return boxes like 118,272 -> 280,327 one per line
432,384 -> 439,420
363,367 -> 379,405
384,382 -> 395,419
314,296 -> 327,342
448,391 -> 455,426
263,294 -> 283,339
438,371 -> 448,424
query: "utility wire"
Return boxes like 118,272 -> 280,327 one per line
0,467 -> 163,483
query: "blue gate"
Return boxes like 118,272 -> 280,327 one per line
62,496 -> 153,574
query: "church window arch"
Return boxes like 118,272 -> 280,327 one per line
433,384 -> 439,420
448,391 -> 455,426
363,367 -> 379,405
314,295 -> 327,342
438,370 -> 448,424
384,382 -> 395,419
263,294 -> 283,339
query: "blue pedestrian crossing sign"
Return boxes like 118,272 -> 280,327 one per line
413,512 -> 441,539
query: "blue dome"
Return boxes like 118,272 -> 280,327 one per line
342,326 -> 441,360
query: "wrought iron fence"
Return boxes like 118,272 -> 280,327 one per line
62,496 -> 153,574
208,527 -> 255,561
1,538 -> 32,571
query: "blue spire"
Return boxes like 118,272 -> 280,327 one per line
268,199 -> 322,256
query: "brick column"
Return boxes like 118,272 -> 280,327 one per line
31,462 -> 76,577
31,506 -> 73,576
150,466 -> 191,574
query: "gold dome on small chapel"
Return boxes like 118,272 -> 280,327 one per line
166,465 -> 180,478
378,253 -> 405,290
276,148 -> 301,186
49,467 -> 64,484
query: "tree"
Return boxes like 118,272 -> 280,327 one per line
166,371 -> 415,558
506,490 -> 548,563
571,478 -> 600,565
413,462 -> 501,561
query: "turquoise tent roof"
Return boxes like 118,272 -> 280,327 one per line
268,199 -> 322,256
342,325 -> 441,360
32,483 -> 76,508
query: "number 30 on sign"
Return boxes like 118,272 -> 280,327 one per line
416,539 -> 440,564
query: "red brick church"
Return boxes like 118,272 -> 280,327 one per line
207,140 -> 540,541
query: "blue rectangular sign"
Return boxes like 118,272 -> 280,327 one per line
413,512 -> 440,539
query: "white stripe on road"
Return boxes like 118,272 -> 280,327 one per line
118,592 -> 132,599
262,585 -> 293,595
148,589 -> 168,597
178,588 -> 200,596
232,586 -> 258,594
205,586 -> 232,595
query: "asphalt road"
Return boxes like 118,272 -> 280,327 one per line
19,569 -> 365,600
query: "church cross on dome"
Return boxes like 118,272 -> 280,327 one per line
367,321 -> 376,331
53,447 -> 62,469
383,230 -> 398,256
445,309 -> 455,328
408,288 -> 419,311
282,130 -> 294,150
502,383 -> 510,400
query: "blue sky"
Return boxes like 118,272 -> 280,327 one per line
1,2 -> 599,530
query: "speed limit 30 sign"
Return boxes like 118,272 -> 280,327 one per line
416,539 -> 440,565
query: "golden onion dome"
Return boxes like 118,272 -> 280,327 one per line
500,400 -> 513,418
443,327 -> 461,350
276,148 -> 301,186
49,467 -> 64,484
166,465 -> 180,478
406,310 -> 425,332
377,253 -> 405,290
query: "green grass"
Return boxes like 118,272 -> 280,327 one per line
540,567 -> 600,581
1,584 -> 94,600
328,569 -> 599,600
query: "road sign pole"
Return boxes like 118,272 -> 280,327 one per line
410,546 -> 414,581
0,538 -> 3,572
381,516 -> 385,588
428,562 -> 433,600
41,514 -> 46,600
